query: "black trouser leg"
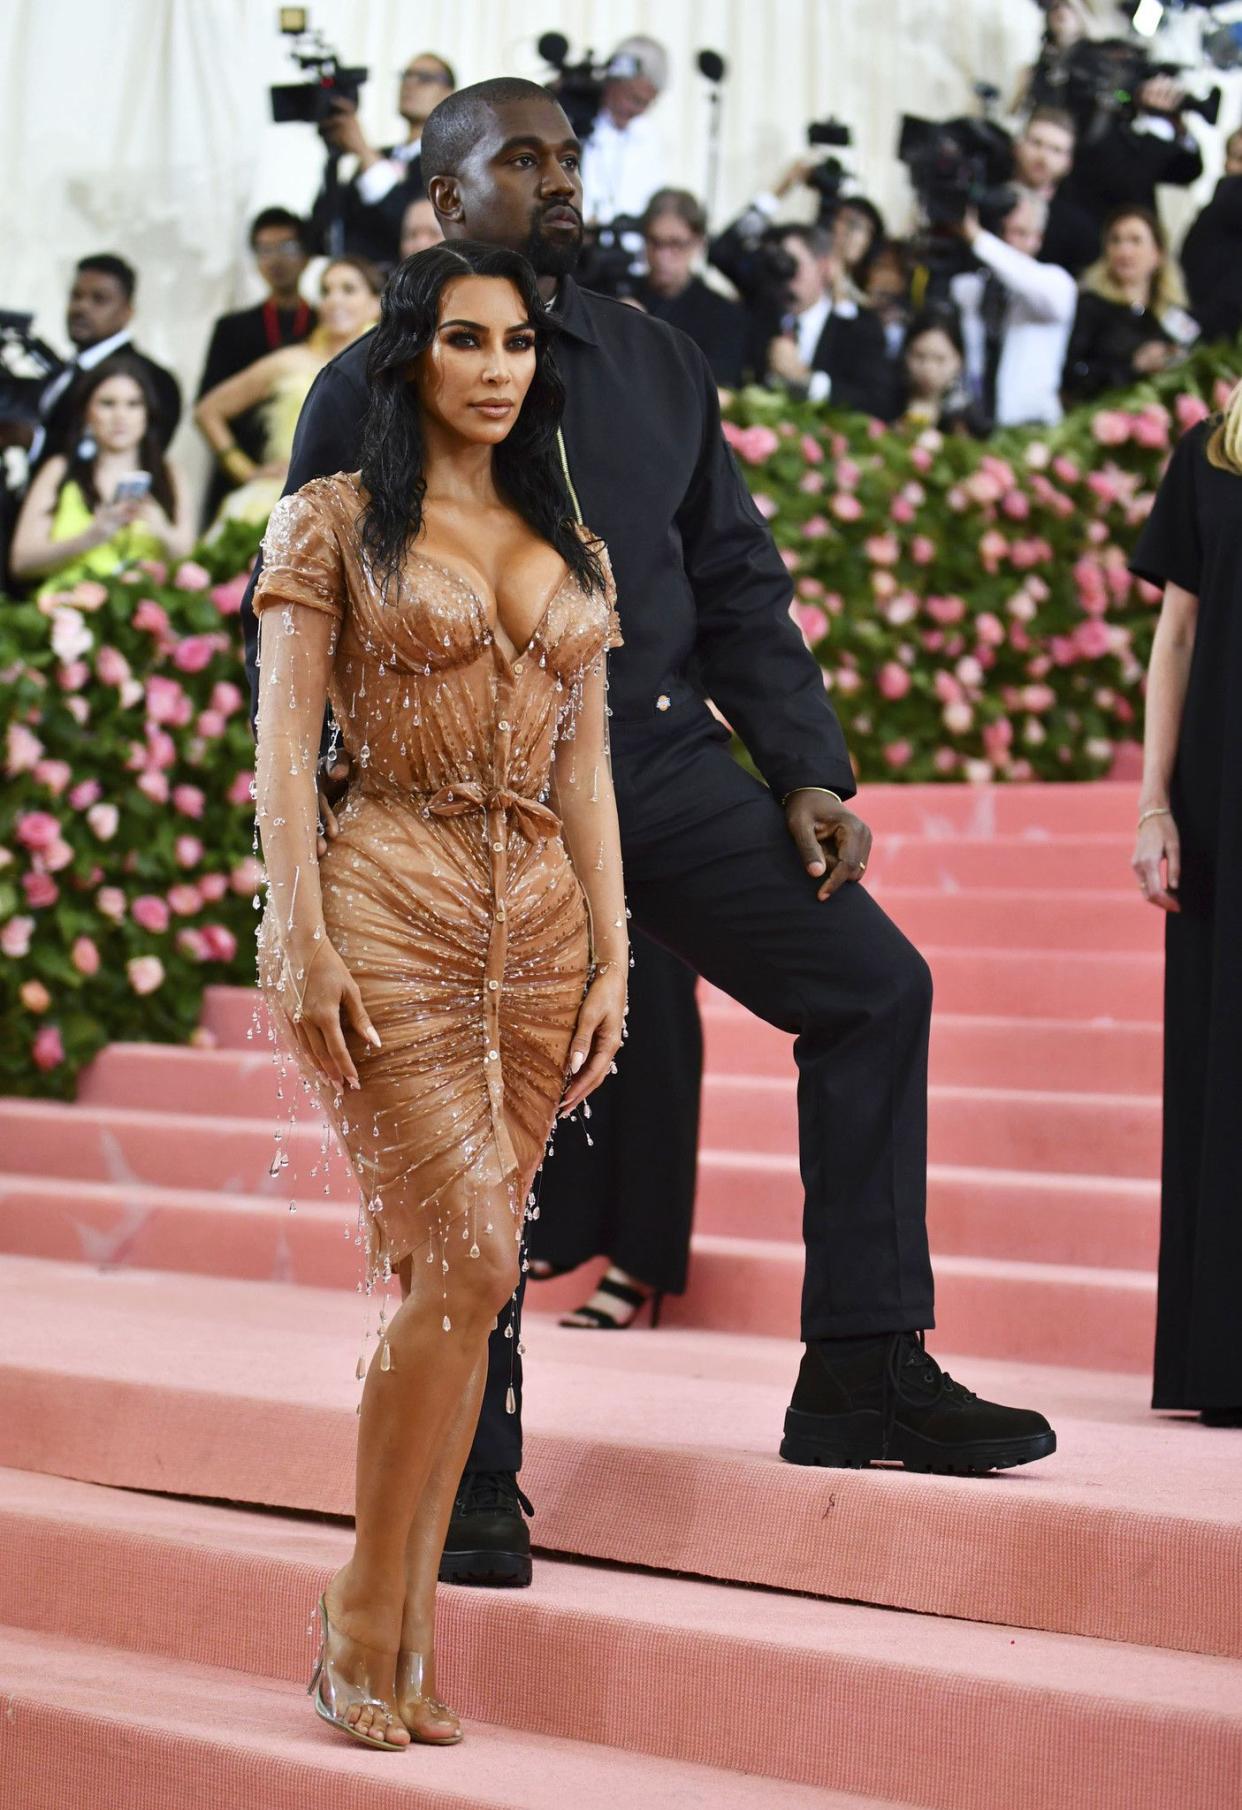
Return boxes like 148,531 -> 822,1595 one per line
462,1268 -> 525,1473
528,927 -> 702,1295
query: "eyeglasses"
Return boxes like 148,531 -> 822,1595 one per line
401,67 -> 451,84
255,240 -> 305,258
645,234 -> 696,253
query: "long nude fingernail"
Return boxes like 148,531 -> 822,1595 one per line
571,1052 -> 584,1073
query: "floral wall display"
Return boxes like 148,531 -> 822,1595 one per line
2,344 -> 1239,1095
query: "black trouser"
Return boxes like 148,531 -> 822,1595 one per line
466,692 -> 935,1473
527,927 -> 702,1296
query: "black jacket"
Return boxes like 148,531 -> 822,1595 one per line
196,301 -> 317,524
631,277 -> 749,390
242,276 -> 853,801
1181,176 -> 1242,346
1062,118 -> 1202,225
310,148 -> 424,269
1040,188 -> 1101,279
1062,290 -> 1192,403
806,306 -> 898,419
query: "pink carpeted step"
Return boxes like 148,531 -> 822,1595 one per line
0,1627 -> 842,1810
852,782 -> 1139,838
0,1256 -> 1236,1658
874,888 -> 1159,952
703,1004 -> 1164,1094
861,833 -> 1135,891
3,1473 -> 1240,1810
72,1051 -> 1161,1180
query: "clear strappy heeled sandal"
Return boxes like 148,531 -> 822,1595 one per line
396,1646 -> 464,1745
307,1594 -> 410,1752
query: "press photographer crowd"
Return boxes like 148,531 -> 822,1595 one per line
3,0 -> 1242,588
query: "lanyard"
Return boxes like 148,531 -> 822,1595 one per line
556,427 -> 582,524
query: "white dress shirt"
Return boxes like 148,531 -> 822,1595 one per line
788,293 -> 858,404
950,230 -> 1077,427
31,326 -> 135,463
580,109 -> 665,223
354,136 -> 421,206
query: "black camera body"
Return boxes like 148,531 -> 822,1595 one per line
898,113 -> 1016,230
270,11 -> 367,127
0,311 -> 62,427
1062,37 -> 1221,131
804,118 -> 853,223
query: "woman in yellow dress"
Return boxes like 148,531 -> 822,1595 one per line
10,356 -> 195,596
195,256 -> 382,529
254,243 -> 627,1752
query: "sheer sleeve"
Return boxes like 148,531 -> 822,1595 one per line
598,539 -> 623,652
253,482 -> 347,620
1130,425 -> 1204,595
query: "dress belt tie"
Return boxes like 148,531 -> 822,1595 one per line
425,782 -> 560,841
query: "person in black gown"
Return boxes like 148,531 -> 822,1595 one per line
1129,399 -> 1242,1427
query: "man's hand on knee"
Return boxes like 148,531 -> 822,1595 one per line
784,788 -> 873,901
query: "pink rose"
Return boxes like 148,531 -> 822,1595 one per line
200,924 -> 238,963
173,784 -> 205,820
69,779 -> 102,809
870,570 -> 897,601
751,492 -> 778,520
780,547 -> 801,574
198,873 -> 228,902
132,599 -> 171,638
835,458 -> 861,489
796,577 -> 825,599
230,856 -> 263,894
15,811 -> 61,852
864,533 -> 899,566
43,837 -> 74,873
1074,620 -> 1113,659
832,667 -> 863,696
942,700 -> 974,735
982,719 -> 1013,762
1175,392 -> 1211,431
146,675 -> 192,727
882,740 -> 912,770
2,914 -> 35,956
95,644 -> 131,685
127,955 -> 166,995
138,558 -> 168,584
890,496 -> 915,524
132,894 -> 170,934
831,492 -> 864,522
6,723 -> 44,774
910,446 -> 932,472
228,770 -> 255,807
978,530 -> 1009,573
933,671 -> 963,705
792,603 -> 830,643
167,883 -> 202,917
32,1024 -> 65,1071
87,802 -> 120,840
71,935 -> 101,976
69,579 -> 109,611
800,433 -> 824,464
1131,407 -> 1169,450
23,871 -> 59,908
1001,490 -> 1030,521
210,681 -> 244,718
1051,455 -> 1080,485
50,608 -> 92,664
801,515 -> 830,539
975,612 -> 1005,648
933,747 -> 958,774
955,655 -> 984,690
877,661 -> 911,701
145,726 -> 178,770
57,660 -> 90,693
965,470 -> 1004,506
34,759 -> 72,795
1092,410 -> 1130,447
176,928 -> 208,961
172,635 -> 216,674
173,560 -> 212,591
175,834 -> 204,868
883,592 -> 918,627
138,771 -> 170,805
798,469 -> 826,494
927,595 -> 966,625
910,535 -> 936,567
96,886 -> 127,922
211,573 -> 249,616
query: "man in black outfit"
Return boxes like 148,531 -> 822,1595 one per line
1010,107 -> 1099,278
634,189 -> 749,390
242,80 -> 1055,1587
312,51 -> 455,267
197,209 -> 318,526
29,254 -> 181,471
1180,129 -> 1242,347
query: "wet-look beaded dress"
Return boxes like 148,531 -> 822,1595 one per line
252,473 -> 621,1284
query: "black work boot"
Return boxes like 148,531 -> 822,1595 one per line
780,1332 -> 1056,1475
438,1471 -> 534,1586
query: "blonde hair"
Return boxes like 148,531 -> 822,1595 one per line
1082,207 -> 1186,316
1207,379 -> 1242,477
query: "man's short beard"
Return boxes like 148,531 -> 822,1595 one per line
522,216 -> 582,278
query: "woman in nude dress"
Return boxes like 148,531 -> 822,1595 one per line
252,242 -> 628,1751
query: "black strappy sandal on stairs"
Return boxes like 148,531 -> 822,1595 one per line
559,1271 -> 665,1330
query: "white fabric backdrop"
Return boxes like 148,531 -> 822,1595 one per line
3,0 -> 1229,482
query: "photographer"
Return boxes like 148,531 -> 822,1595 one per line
1180,129 -> 1242,346
762,224 -> 893,417
633,189 -> 748,389
949,191 -> 1077,427
1063,205 -> 1198,404
27,255 -> 181,472
1010,107 -> 1099,276
310,52 -> 455,267
1061,64 -> 1204,227
576,35 -> 669,225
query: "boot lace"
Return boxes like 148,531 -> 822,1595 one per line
881,1331 -> 976,1458
455,1470 -> 534,1519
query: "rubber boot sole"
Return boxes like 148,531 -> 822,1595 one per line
779,1406 -> 1057,1475
437,1547 -> 533,1587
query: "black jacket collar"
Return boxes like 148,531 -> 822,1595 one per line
549,276 -> 600,348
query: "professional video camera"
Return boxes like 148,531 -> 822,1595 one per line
0,310 -> 62,428
1060,36 -> 1221,131
898,90 -> 1018,280
574,216 -> 646,300
536,32 -> 612,139
269,6 -> 368,127
803,118 -> 854,223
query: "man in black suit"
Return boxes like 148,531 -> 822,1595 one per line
196,209 -> 318,524
764,224 -> 894,417
311,51 -> 455,267
633,188 -> 749,390
244,78 -> 1056,1587
29,254 -> 181,470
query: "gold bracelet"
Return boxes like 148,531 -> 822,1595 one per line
1137,806 -> 1172,827
782,786 -> 843,808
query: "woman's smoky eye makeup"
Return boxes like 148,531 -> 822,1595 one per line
439,326 -> 537,352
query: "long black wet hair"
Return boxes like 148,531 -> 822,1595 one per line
59,354 -> 176,518
357,241 -> 605,599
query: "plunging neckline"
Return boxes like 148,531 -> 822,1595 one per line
408,547 -> 574,666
